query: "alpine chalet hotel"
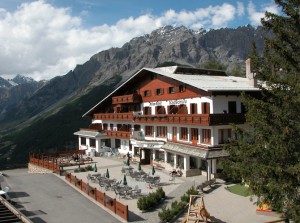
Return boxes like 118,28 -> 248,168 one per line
74,60 -> 258,180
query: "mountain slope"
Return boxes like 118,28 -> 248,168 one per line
0,25 -> 270,168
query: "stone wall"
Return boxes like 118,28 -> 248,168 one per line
28,163 -> 53,174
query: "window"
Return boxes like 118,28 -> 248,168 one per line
90,138 -> 96,147
218,129 -> 232,144
228,101 -> 237,113
168,87 -> 175,94
110,124 -> 114,130
190,157 -> 197,169
180,127 -> 188,140
190,103 -> 198,114
201,102 -> 210,114
103,123 -> 108,131
156,88 -> 164,95
143,106 -> 151,115
168,105 -> 178,114
145,126 -> 154,136
134,125 -> 141,131
179,85 -> 186,92
143,90 -> 151,97
178,104 -> 188,114
191,128 -> 199,142
157,126 -> 167,138
156,106 -> 166,114
80,137 -> 86,145
202,129 -> 211,144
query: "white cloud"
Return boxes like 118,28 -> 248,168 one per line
247,1 -> 280,26
0,1 -> 244,80
237,2 -> 245,16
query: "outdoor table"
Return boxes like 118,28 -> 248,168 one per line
92,173 -> 101,177
123,166 -> 134,169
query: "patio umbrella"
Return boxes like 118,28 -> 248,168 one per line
94,164 -> 97,172
106,168 -> 110,178
152,165 -> 155,175
123,174 -> 127,186
138,162 -> 141,171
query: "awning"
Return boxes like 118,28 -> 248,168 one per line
73,130 -> 107,138
161,142 -> 229,159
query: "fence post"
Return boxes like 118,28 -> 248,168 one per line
113,198 -> 116,213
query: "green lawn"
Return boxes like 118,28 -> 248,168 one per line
227,184 -> 250,197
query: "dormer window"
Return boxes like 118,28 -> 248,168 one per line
156,88 -> 164,95
168,87 -> 175,94
179,85 -> 186,92
143,90 -> 151,97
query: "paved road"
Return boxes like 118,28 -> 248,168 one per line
1,168 -> 121,223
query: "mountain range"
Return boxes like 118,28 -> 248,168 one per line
0,25 -> 269,168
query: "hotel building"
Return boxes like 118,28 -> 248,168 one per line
74,61 -> 259,179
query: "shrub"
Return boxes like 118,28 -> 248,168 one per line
137,187 -> 165,211
85,165 -> 93,171
79,167 -> 86,172
158,205 -> 173,222
159,186 -> 198,222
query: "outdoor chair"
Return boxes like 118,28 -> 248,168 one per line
114,189 -> 120,198
105,183 -> 111,191
121,168 -> 125,174
99,182 -> 106,189
126,190 -> 133,198
132,189 -> 142,198
153,178 -> 160,186
87,174 -> 96,183
118,190 -> 126,199
169,176 -> 175,184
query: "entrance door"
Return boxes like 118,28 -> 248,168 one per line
140,149 -> 151,165
172,127 -> 177,142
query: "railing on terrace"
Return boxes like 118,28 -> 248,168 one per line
29,153 -> 60,174
94,113 -> 133,121
106,130 -> 131,139
65,173 -> 128,221
94,112 -> 245,126
112,93 -> 142,104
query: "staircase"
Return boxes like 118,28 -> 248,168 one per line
0,197 -> 32,223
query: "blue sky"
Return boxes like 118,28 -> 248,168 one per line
0,0 -> 279,80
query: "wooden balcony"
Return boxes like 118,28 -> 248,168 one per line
94,112 -> 245,126
94,113 -> 133,121
132,113 -> 245,126
112,93 -> 142,104
106,130 -> 131,139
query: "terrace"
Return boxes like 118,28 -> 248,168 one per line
26,153 -> 283,223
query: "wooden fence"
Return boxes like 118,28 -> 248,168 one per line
65,173 -> 128,221
29,153 -> 60,174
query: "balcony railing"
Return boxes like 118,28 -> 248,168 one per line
94,112 -> 245,126
106,130 -> 131,139
112,93 -> 142,104
94,113 -> 133,120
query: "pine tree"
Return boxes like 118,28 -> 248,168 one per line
223,1 -> 300,221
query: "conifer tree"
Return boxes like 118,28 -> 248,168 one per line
223,1 -> 300,221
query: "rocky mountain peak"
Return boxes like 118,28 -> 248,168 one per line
10,74 -> 35,85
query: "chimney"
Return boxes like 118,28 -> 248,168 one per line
246,58 -> 257,87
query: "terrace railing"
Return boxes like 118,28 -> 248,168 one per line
93,112 -> 245,126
